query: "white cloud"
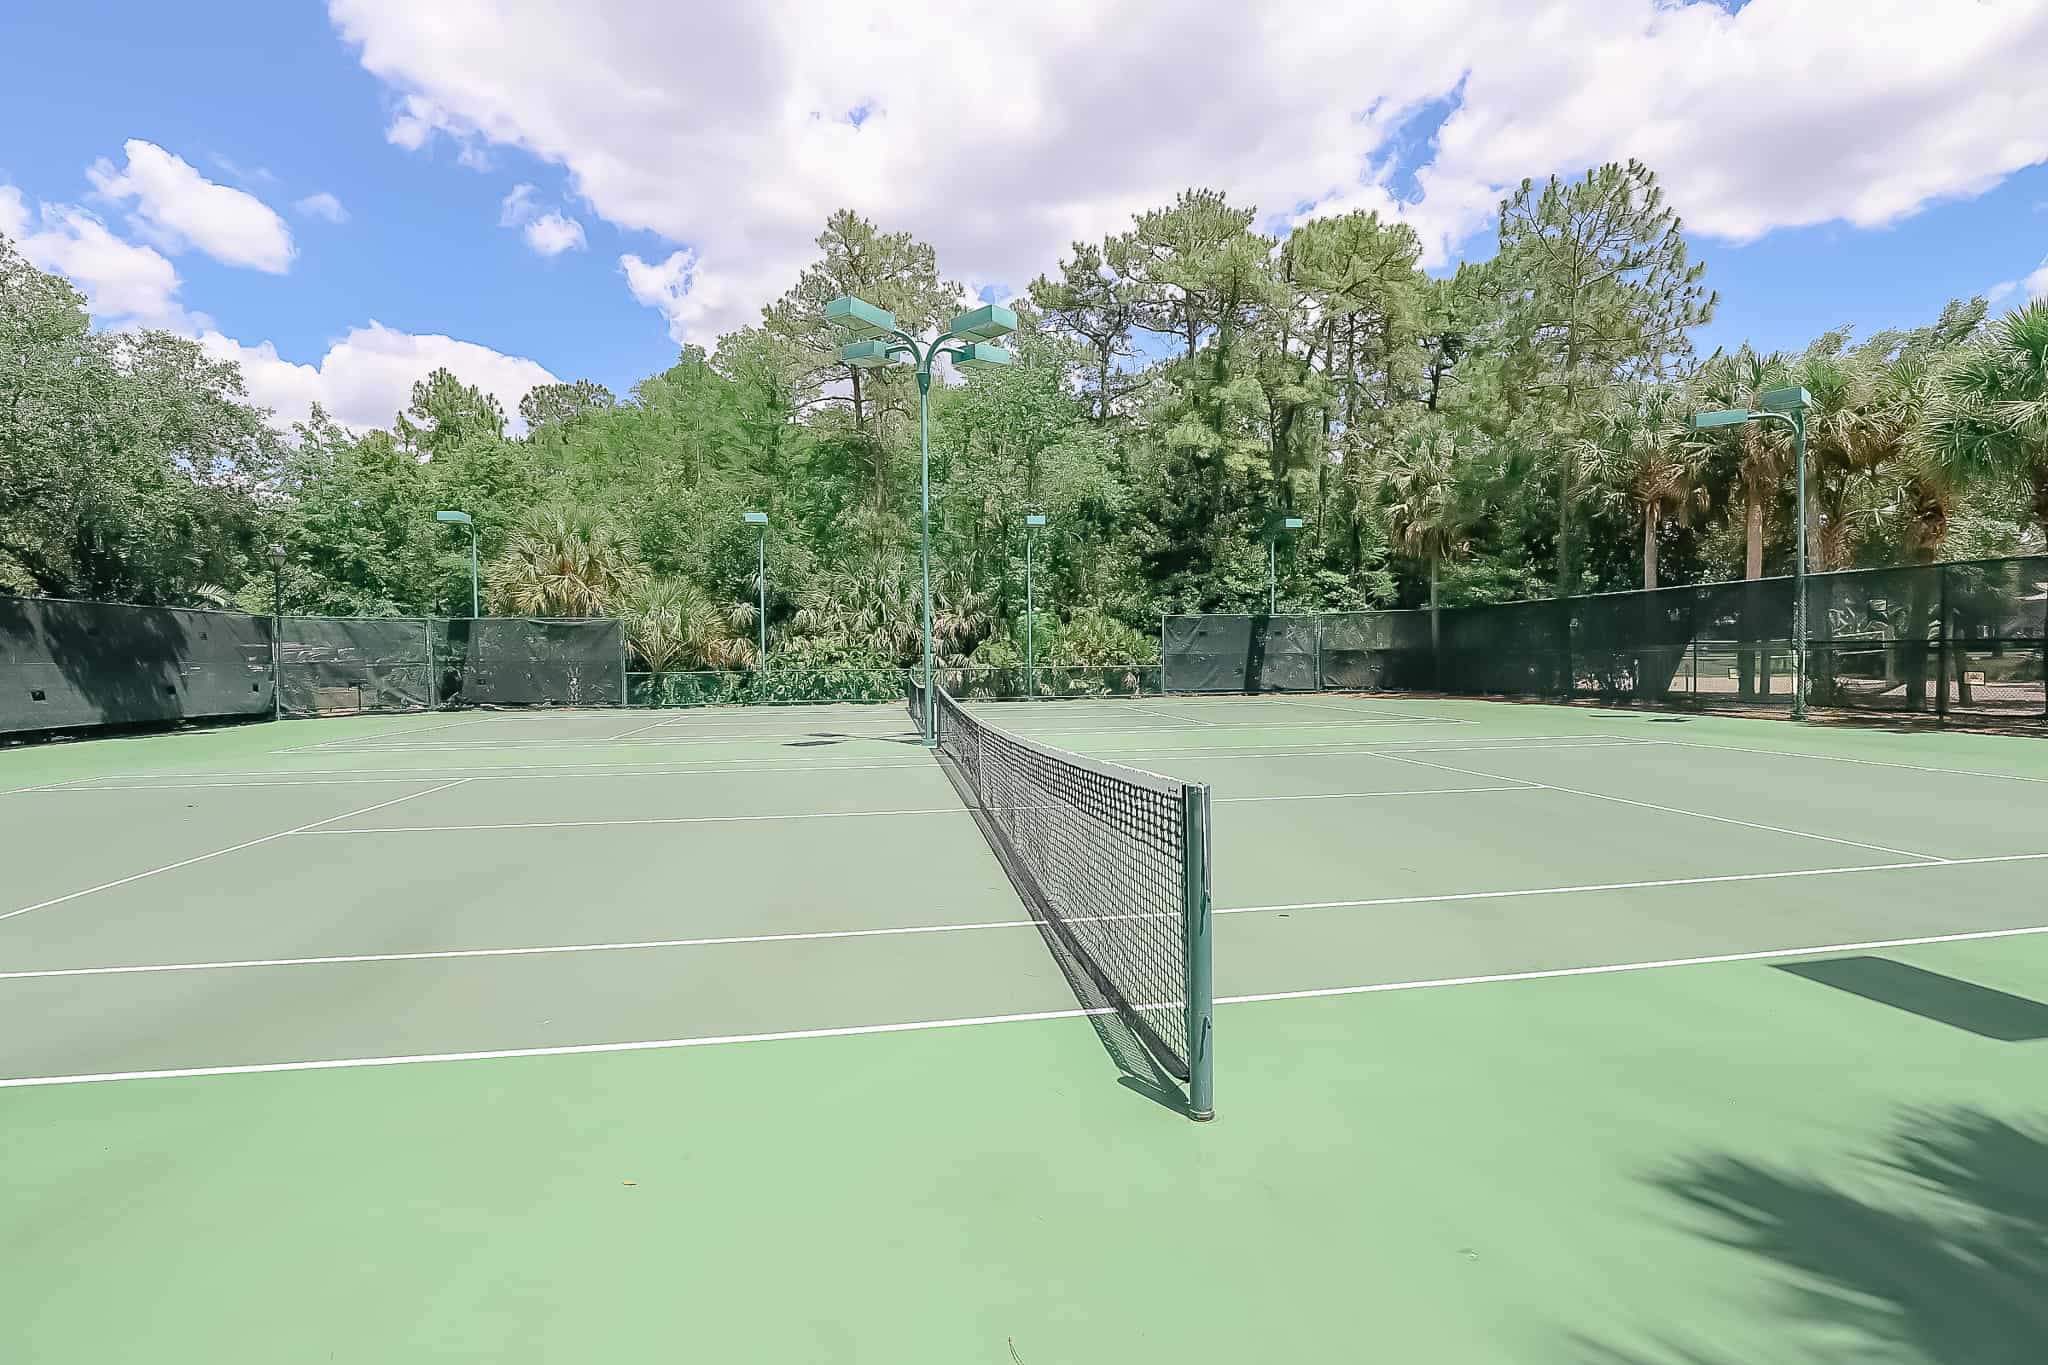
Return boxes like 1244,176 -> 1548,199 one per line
86,139 -> 296,273
498,182 -> 538,226
295,192 -> 349,223
330,0 -> 2048,345
199,322 -> 558,434
7,182 -> 552,439
497,182 -> 585,256
523,211 -> 585,256
1988,255 -> 2048,307
0,185 -> 192,329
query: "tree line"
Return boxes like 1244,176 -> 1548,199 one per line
3,160 -> 2044,680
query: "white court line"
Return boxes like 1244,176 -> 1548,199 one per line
1367,746 -> 1948,863
294,785 -> 1531,836
1657,737 -> 2048,787
1220,851 -> 2048,914
599,715 -> 708,743
0,779 -> 471,925
303,805 -> 972,834
285,716 -> 494,752
10,915 -> 2048,1090
295,727 -> 921,753
1089,738 -> 1650,762
39,758 -> 937,790
1216,920 -> 2048,1007
11,851 -> 2044,984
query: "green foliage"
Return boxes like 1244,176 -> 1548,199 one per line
5,177 -> 2040,670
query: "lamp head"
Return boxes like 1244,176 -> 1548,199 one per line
948,303 -> 1017,342
742,511 -> 768,525
951,342 -> 1012,371
838,339 -> 894,369
268,543 -> 285,564
1761,385 -> 1811,413
1282,517 -> 1305,531
1024,514 -> 1047,528
435,510 -> 473,525
823,295 -> 897,341
1690,409 -> 1750,431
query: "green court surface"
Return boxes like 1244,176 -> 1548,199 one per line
4,696 -> 2046,1362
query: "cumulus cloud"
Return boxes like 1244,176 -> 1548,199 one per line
7,181 -> 552,439
523,211 -> 585,256
0,184 -> 192,329
199,322 -> 558,434
1988,258 -> 2048,306
86,139 -> 295,273
295,192 -> 349,223
497,182 -> 585,256
329,0 -> 2048,346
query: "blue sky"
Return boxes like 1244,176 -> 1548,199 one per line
3,1 -> 2045,430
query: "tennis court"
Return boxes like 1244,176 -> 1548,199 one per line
5,694 -> 2046,1362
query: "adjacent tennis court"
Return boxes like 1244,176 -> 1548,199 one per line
4,695 -> 2046,1362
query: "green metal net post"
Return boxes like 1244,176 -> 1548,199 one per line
1182,782 -> 1215,1121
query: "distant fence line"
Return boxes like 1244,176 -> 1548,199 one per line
6,554 -> 2043,739
1,600 -> 625,737
1163,555 -> 2048,721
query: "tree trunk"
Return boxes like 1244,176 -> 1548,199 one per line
1740,489 -> 1764,699
2032,459 -> 2048,544
1096,349 -> 1112,425
1642,501 -> 1658,591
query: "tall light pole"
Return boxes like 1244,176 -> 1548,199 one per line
1024,513 -> 1046,700
824,296 -> 1016,745
268,543 -> 286,720
1692,385 -> 1811,720
1270,516 -> 1304,615
435,510 -> 478,618
743,511 -> 769,672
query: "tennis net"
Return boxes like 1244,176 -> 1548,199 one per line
928,686 -> 1214,1118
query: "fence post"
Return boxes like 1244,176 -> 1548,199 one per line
424,618 -> 438,712
1936,566 -> 1951,720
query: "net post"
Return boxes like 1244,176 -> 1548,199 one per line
1182,781 -> 1215,1122
423,618 -> 438,713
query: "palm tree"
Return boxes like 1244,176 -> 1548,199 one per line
1922,300 -> 2048,543
1577,383 -> 1704,590
1381,417 -> 1480,680
618,576 -> 748,673
486,505 -> 642,617
1687,346 -> 1797,698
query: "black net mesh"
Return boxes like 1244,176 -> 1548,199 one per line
438,617 -> 625,708
1,596 -> 272,735
931,687 -> 1204,1080
1162,614 -> 1254,693
277,616 -> 433,718
1319,610 -> 1430,691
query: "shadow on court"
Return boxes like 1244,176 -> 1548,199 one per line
1575,1107 -> 2048,1364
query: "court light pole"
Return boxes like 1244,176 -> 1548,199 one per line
1692,386 -> 1812,720
743,511 -> 769,672
435,510 -> 479,618
1024,513 -> 1047,700
824,296 -> 1016,745
1269,516 -> 1305,615
268,543 -> 286,720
